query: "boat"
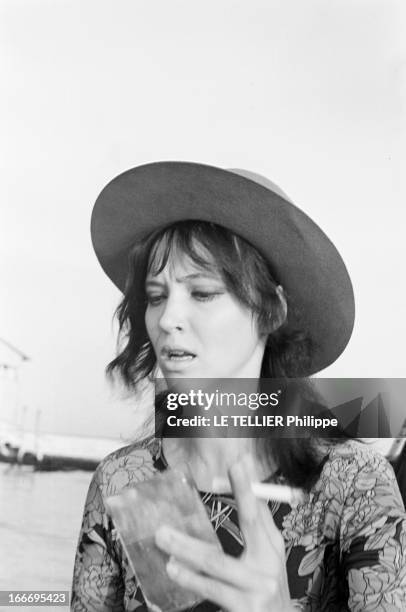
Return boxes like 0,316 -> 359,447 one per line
0,421 -> 125,471
0,337 -> 124,471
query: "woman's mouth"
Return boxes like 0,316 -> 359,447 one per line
160,347 -> 197,364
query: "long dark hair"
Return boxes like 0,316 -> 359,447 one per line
107,220 -> 341,491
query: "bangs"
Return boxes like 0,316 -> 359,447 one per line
146,222 -> 230,279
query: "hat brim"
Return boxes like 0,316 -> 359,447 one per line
91,161 -> 355,375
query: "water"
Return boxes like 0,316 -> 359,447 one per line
0,464 -> 92,595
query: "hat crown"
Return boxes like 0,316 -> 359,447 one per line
227,168 -> 292,203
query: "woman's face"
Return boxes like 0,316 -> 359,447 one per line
145,249 -> 267,380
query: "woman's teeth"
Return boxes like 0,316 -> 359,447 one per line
167,351 -> 195,361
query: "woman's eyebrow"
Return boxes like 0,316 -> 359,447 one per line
145,279 -> 165,288
176,272 -> 219,282
145,272 -> 220,287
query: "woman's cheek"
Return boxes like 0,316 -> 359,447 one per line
145,310 -> 157,343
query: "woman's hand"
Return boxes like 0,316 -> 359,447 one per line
155,455 -> 294,612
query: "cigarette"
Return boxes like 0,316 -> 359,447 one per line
212,477 -> 304,506
251,482 -> 304,505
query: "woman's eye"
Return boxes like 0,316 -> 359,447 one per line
192,291 -> 223,302
146,294 -> 165,306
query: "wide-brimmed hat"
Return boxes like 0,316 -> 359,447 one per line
91,161 -> 355,375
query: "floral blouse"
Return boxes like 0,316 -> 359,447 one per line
71,439 -> 406,611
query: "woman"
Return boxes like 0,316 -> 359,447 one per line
72,162 -> 406,611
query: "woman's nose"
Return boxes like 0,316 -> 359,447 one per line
158,295 -> 186,332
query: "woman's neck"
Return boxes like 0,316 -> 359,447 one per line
160,372 -> 273,490
161,436 -> 273,492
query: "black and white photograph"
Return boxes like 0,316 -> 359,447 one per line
1,1 -> 406,610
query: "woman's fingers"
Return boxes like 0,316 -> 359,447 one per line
229,455 -> 282,557
228,455 -> 265,551
166,558 -> 242,611
154,460 -> 292,612
155,526 -> 261,589
167,558 -> 285,612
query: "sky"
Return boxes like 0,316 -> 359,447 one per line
1,0 -> 406,438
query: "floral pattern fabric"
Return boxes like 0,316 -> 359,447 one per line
71,440 -> 406,611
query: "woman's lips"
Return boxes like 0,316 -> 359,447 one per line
159,348 -> 197,370
160,347 -> 196,359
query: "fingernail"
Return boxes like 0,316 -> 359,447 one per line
167,558 -> 179,577
212,476 -> 230,492
155,525 -> 172,547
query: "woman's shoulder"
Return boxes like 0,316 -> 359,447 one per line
322,438 -> 395,477
92,435 -> 161,497
313,439 -> 404,509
